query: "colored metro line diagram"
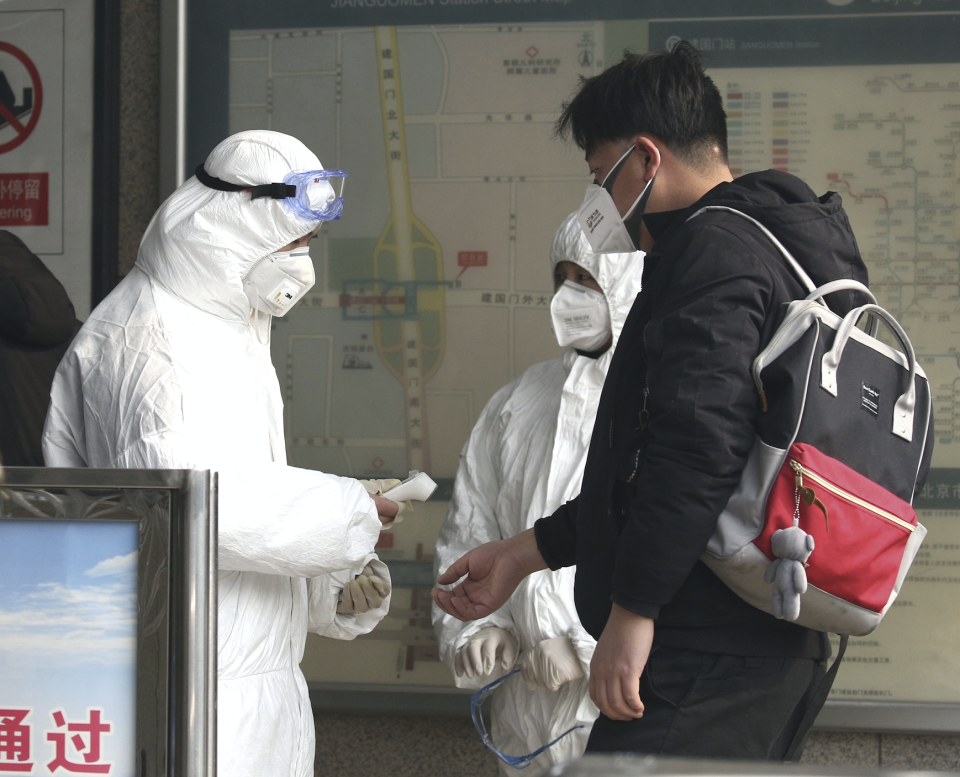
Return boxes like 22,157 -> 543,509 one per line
718,64 -> 960,457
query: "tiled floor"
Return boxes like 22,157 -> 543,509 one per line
314,715 -> 960,776
314,712 -> 499,777
881,735 -> 960,772
801,731 -> 881,768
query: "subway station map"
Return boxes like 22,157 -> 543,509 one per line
229,21 -> 613,484
229,23 -> 960,699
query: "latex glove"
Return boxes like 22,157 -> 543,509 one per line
360,478 -> 402,497
520,636 -> 585,692
455,627 -> 518,681
359,478 -> 406,527
337,562 -> 391,614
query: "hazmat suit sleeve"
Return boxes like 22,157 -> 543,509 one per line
511,565 -> 597,678
433,387 -> 520,689
306,556 -> 391,639
109,430 -> 383,578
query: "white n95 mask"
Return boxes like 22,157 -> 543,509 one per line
577,144 -> 659,254
243,245 -> 315,317
550,280 -> 611,352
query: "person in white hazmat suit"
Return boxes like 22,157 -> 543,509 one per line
42,130 -> 399,777
433,212 -> 644,775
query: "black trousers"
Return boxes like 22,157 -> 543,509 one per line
586,646 -> 829,761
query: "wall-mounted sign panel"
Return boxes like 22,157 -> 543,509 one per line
181,0 -> 960,729
0,0 -> 96,318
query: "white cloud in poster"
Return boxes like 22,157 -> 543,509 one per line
0,578 -> 136,669
84,550 -> 138,578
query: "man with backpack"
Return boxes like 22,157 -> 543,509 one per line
433,41 -> 871,759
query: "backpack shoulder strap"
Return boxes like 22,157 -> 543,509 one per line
784,635 -> 849,762
686,205 -> 820,300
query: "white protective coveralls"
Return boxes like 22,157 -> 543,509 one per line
433,213 -> 644,775
42,131 -> 390,777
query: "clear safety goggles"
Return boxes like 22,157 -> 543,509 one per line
194,164 -> 347,222
470,669 -> 585,770
278,169 -> 347,221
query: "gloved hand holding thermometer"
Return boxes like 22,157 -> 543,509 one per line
361,471 -> 438,529
339,471 -> 439,614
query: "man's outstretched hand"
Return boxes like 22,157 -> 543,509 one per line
432,528 -> 547,622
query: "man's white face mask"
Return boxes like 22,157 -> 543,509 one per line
577,144 -> 660,254
243,245 -> 315,317
549,280 -> 611,352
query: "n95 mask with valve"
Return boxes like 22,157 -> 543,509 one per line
243,245 -> 315,317
549,280 -> 611,352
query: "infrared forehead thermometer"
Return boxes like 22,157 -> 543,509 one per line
382,471 -> 437,503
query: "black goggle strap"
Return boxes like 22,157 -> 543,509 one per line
194,164 -> 296,200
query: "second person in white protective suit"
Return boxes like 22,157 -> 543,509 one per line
43,131 -> 397,777
433,213 -> 644,775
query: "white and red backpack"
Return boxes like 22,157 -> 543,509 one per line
694,207 -> 933,638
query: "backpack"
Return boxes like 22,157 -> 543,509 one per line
692,206 -> 933,638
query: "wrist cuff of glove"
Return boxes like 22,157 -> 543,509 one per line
379,513 -> 404,531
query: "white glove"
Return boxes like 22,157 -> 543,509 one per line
360,478 -> 402,497
520,636 -> 585,692
337,562 -> 391,614
359,478 -> 405,528
455,627 -> 518,681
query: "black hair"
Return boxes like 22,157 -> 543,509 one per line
556,41 -> 728,171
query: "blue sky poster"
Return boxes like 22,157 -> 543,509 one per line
0,520 -> 137,776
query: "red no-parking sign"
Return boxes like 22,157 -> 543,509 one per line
0,172 -> 48,226
0,40 -> 43,154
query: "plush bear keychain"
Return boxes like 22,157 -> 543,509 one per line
764,525 -> 815,621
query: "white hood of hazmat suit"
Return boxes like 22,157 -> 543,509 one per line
42,130 -> 389,777
433,212 -> 644,775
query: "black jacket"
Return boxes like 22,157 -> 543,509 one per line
535,171 -> 869,658
0,231 -> 80,466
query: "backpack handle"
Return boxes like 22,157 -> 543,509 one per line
805,280 -> 879,337
821,303 -> 917,442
